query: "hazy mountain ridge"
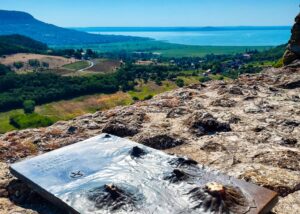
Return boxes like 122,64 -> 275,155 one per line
0,10 -> 148,46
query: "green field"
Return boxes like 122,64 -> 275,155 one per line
53,41 -> 273,58
156,46 -> 271,57
63,61 -> 90,70
0,92 -> 132,134
0,109 -> 21,133
0,80 -> 180,133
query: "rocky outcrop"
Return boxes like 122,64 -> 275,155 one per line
283,13 -> 300,65
185,110 -> 231,136
0,66 -> 299,213
137,133 -> 186,150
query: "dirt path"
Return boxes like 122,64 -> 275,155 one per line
79,60 -> 94,72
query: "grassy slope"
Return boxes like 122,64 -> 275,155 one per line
0,92 -> 132,133
0,80 -> 180,133
0,109 -> 21,133
36,92 -> 133,121
128,80 -> 177,100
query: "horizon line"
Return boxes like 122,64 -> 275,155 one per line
71,26 -> 292,28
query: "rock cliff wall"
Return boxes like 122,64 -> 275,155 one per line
283,13 -> 300,65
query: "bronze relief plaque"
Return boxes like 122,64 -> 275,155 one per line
10,134 -> 278,214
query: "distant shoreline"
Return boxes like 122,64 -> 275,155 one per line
71,26 -> 291,32
71,27 -> 290,46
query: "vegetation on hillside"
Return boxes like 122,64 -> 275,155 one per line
9,113 -> 54,129
0,63 -> 11,75
0,34 -> 48,56
0,72 -> 119,112
0,33 -> 286,133
0,92 -> 133,133
0,44 -> 286,113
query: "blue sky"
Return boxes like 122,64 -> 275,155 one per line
1,0 -> 299,27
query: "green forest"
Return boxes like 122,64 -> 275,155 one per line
0,34 -> 48,55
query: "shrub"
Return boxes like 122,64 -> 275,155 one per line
13,61 -> 24,69
144,95 -> 153,100
0,63 -> 11,75
28,59 -> 40,67
132,96 -> 139,101
9,113 -> 54,129
155,78 -> 162,86
23,100 -> 36,114
42,62 -> 49,68
175,79 -> 185,87
215,75 -> 224,81
199,76 -> 212,83
273,58 -> 284,68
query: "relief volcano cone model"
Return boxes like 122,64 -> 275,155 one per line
188,182 -> 250,214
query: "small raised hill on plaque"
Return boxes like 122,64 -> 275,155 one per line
10,134 -> 278,214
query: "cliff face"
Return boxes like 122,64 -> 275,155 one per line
283,13 -> 300,65
0,65 -> 299,213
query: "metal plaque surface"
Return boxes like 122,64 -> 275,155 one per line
10,134 -> 278,214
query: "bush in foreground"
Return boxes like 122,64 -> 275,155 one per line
175,79 -> 185,87
9,113 -> 54,129
273,58 -> 284,68
23,100 -> 36,114
144,95 -> 153,100
199,76 -> 212,83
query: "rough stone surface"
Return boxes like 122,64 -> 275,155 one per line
283,13 -> 300,65
273,191 -> 300,214
136,133 -> 186,150
0,66 -> 299,213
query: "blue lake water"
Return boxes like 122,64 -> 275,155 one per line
75,27 -> 291,46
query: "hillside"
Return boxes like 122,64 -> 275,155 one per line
0,34 -> 48,56
0,64 -> 299,213
0,53 -> 77,71
0,10 -> 148,46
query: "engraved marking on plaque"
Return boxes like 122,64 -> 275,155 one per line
70,170 -> 84,179
31,155 -> 73,173
10,134 -> 278,214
